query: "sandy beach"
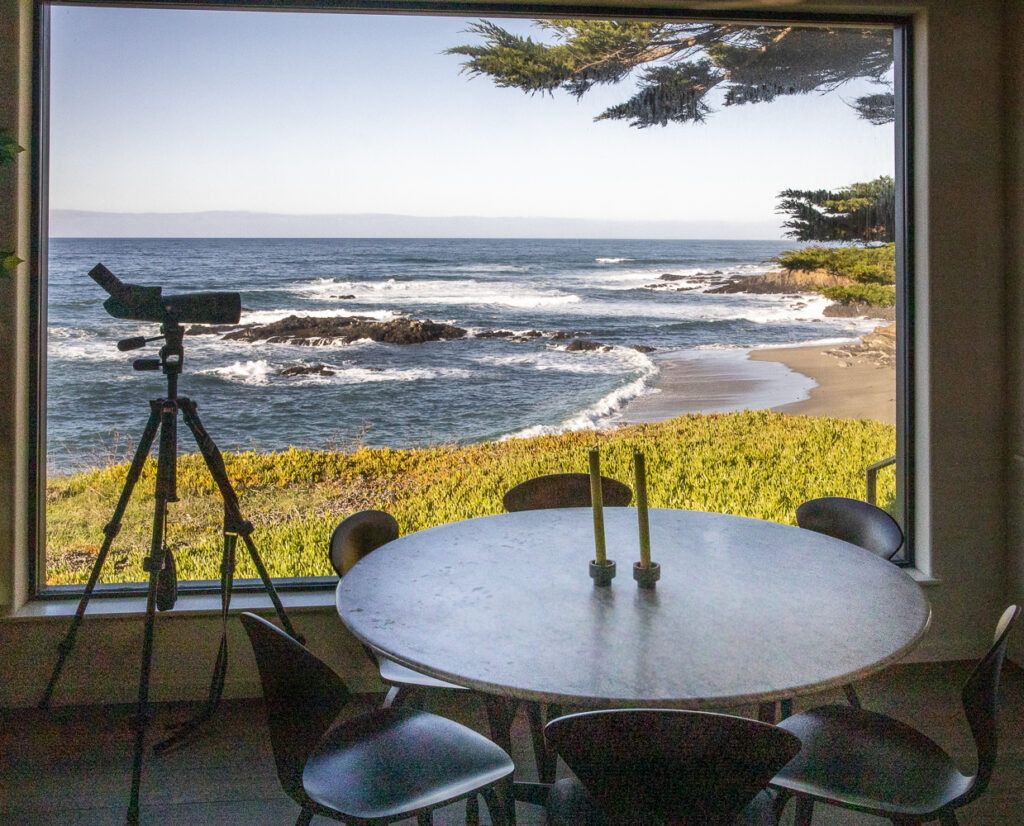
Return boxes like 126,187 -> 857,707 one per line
616,341 -> 896,426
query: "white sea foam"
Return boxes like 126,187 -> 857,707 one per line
47,330 -> 131,363
297,277 -> 580,310
595,257 -> 635,264
475,346 -> 655,376
502,373 -> 655,440
199,359 -> 473,386
241,307 -> 401,325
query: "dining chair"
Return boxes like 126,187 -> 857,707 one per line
502,472 -> 632,512
770,604 -> 1020,826
330,510 -> 468,710
239,611 -> 514,826
502,471 -> 632,784
795,495 -> 905,710
540,708 -> 801,826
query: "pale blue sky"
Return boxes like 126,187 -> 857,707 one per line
49,7 -> 895,238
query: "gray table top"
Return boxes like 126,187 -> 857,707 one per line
336,508 -> 930,707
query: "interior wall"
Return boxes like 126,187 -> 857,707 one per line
0,0 -> 1017,707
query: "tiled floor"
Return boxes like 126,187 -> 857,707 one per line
2,660 -> 1022,825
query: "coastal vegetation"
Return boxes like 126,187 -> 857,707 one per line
45,410 -> 895,586
777,242 -> 896,308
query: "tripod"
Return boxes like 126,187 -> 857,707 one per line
39,320 -> 301,826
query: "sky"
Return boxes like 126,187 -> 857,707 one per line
48,7 -> 896,239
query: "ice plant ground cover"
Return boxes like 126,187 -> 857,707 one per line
44,410 -> 896,585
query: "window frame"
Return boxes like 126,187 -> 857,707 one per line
28,0 -> 916,599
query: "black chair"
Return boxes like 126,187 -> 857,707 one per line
796,496 -> 904,561
541,708 -> 802,826
502,472 -> 632,784
330,510 -> 467,710
796,496 -> 905,709
502,472 -> 632,512
239,611 -> 514,826
771,605 -> 1020,826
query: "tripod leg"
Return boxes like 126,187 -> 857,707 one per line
127,400 -> 178,826
179,399 -> 301,640
154,530 -> 237,754
40,402 -> 163,710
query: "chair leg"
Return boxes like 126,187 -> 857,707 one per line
526,701 -> 558,783
779,697 -> 794,719
482,786 -> 508,826
294,803 -> 314,826
794,795 -> 814,826
843,682 -> 862,709
466,792 -> 480,826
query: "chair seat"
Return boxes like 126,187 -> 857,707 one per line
377,654 -> 466,691
773,704 -> 973,818
303,705 -> 514,822
545,778 -> 780,826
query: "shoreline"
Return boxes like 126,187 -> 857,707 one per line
615,341 -> 896,426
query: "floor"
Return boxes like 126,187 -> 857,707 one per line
1,660 -> 1022,826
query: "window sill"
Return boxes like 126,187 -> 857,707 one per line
8,587 -> 338,622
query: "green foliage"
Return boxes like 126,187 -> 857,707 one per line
817,284 -> 896,307
777,176 -> 895,243
45,411 -> 896,585
776,243 -> 895,285
1,129 -> 23,274
447,21 -> 893,127
0,130 -> 22,166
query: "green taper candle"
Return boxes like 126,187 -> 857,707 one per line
589,448 -> 606,564
634,450 -> 651,568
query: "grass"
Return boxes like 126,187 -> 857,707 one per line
44,410 -> 897,585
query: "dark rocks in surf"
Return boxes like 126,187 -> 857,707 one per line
280,364 -> 336,377
566,339 -> 611,353
186,323 -> 248,336
632,345 -> 656,353
223,315 -> 467,345
475,329 -> 546,341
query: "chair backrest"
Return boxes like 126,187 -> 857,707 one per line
239,612 -> 352,804
795,496 -> 904,560
503,473 -> 632,512
329,509 -> 400,577
958,604 -> 1020,805
544,709 -> 801,826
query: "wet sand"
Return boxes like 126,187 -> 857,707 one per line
615,343 -> 896,426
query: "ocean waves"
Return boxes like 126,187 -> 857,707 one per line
45,237 -> 866,471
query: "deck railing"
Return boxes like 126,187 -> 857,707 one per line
865,455 -> 897,506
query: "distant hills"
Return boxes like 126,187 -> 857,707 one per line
50,209 -> 784,240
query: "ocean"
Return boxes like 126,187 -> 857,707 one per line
46,237 -> 876,474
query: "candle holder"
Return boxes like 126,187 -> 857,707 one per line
590,559 -> 617,586
633,561 -> 661,589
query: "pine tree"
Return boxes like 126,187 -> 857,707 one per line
446,21 -> 894,127
776,176 -> 895,243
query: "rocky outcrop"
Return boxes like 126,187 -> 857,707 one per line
827,323 -> 897,367
708,269 -> 852,295
223,315 -> 466,345
566,339 -> 611,352
823,301 -> 896,321
280,364 -> 337,377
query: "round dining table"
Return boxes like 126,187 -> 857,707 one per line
336,507 -> 930,819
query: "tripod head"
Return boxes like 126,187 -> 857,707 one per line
91,262 -> 240,392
